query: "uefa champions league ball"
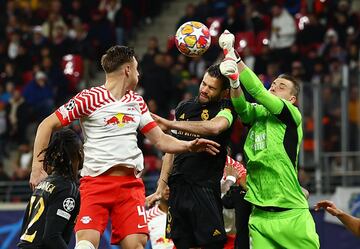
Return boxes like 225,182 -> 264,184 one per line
175,21 -> 211,57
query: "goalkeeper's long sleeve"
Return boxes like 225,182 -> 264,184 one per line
238,67 -> 284,115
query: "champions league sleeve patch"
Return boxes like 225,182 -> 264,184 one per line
56,197 -> 76,220
65,99 -> 76,111
63,197 -> 75,212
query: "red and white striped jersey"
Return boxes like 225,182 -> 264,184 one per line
55,86 -> 157,177
223,156 -> 247,183
146,204 -> 175,249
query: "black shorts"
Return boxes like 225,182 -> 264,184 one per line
166,177 -> 227,247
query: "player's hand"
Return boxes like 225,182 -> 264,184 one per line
188,138 -> 220,155
29,167 -> 48,190
219,30 -> 241,63
146,191 -> 162,208
220,59 -> 240,88
151,113 -> 171,132
219,29 -> 235,51
224,164 -> 240,180
314,200 -> 343,217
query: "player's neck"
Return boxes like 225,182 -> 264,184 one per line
104,76 -> 129,100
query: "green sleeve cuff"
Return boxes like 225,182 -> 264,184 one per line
216,108 -> 233,128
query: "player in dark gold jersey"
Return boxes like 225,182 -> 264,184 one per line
18,129 -> 83,249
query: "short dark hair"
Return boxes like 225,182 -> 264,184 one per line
278,74 -> 300,98
101,45 -> 135,73
206,64 -> 230,90
39,129 -> 83,181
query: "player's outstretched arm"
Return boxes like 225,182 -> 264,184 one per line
218,31 -> 257,124
219,30 -> 284,115
145,126 -> 220,155
315,200 -> 360,237
151,112 -> 231,136
146,153 -> 174,207
30,113 -> 62,189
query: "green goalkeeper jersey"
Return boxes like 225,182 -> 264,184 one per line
232,68 -> 308,209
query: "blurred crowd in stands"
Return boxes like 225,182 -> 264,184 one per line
0,0 -> 359,201
0,0 -> 168,187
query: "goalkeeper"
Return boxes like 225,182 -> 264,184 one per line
218,30 -> 320,249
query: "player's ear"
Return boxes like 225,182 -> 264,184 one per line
125,64 -> 131,76
289,95 -> 296,104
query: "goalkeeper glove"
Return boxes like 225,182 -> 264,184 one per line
220,59 -> 240,89
219,30 -> 241,63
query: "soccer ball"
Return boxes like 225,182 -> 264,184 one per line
175,21 -> 211,57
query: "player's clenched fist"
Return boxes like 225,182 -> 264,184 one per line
220,59 -> 240,89
219,30 -> 241,63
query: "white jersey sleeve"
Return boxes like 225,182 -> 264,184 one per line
135,94 -> 157,134
55,87 -> 115,126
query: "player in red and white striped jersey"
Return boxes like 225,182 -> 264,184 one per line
221,156 -> 248,249
29,46 -> 220,249
146,185 -> 175,249
221,156 -> 247,193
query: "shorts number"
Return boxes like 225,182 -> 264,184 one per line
20,196 -> 45,242
137,205 -> 147,224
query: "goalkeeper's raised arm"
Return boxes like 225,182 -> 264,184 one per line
218,30 -> 300,120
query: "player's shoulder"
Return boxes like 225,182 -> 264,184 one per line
179,98 -> 197,107
75,85 -> 115,101
79,85 -> 106,94
283,100 -> 302,124
121,90 -> 145,103
175,98 -> 196,111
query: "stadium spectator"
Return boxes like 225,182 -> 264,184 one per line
348,86 -> 360,151
176,4 -> 199,30
12,143 -> 32,181
29,45 -> 219,249
141,36 -> 161,75
220,30 -> 319,249
0,161 -> 10,181
269,3 -> 296,70
141,53 -> 173,117
22,71 -> 54,121
0,101 -> 7,161
222,4 -> 244,34
6,88 -> 28,145
18,129 -> 83,248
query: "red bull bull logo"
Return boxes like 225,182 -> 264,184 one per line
155,236 -> 173,245
156,237 -> 165,243
105,113 -> 135,127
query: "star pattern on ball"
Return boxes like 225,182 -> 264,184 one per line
175,21 -> 211,57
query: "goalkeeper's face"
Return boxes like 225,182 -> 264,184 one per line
269,78 -> 296,104
198,73 -> 223,104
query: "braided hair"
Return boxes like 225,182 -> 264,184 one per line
39,129 -> 83,181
